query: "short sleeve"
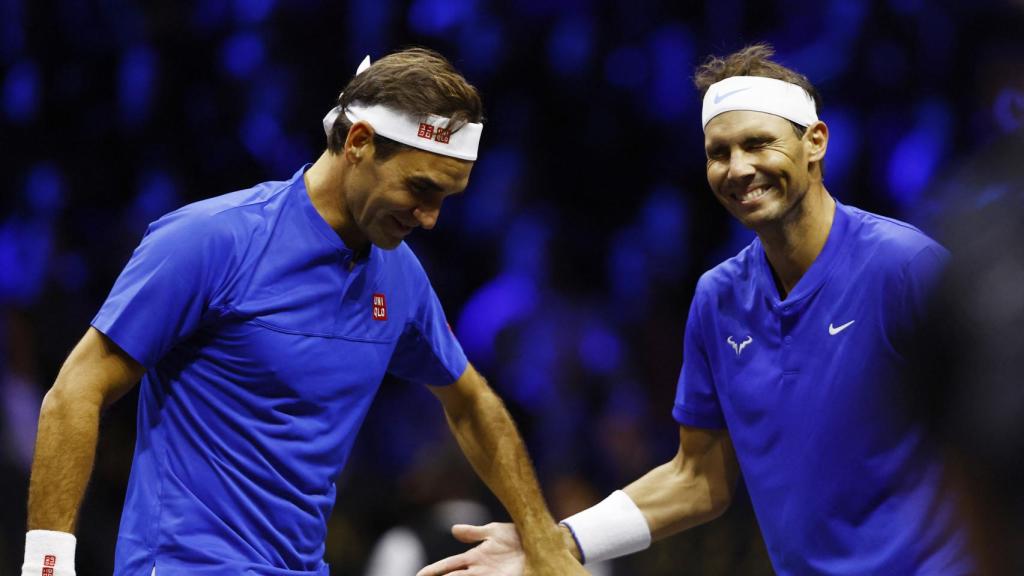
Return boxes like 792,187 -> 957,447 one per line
91,209 -> 235,368
888,242 -> 950,356
672,282 -> 727,429
386,258 -> 468,387
900,243 -> 950,328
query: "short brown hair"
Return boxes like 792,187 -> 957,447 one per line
694,43 -> 821,137
325,47 -> 484,160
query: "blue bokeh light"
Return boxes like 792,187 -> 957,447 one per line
407,0 -> 476,37
133,170 -> 180,225
639,186 -> 688,278
547,15 -> 594,76
646,24 -> 694,121
348,2 -> 392,61
3,60 -> 39,123
886,100 -> 952,209
456,147 -> 522,237
456,13 -> 504,77
240,110 -> 281,162
578,323 -> 623,375
220,32 -> 266,79
118,45 -> 157,128
24,162 -> 65,217
234,0 -> 275,24
819,107 -> 860,185
456,274 -> 539,366
0,0 -> 25,60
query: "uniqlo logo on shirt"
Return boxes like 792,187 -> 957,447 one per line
43,556 -> 56,567
433,127 -> 451,143
417,123 -> 434,139
372,293 -> 388,321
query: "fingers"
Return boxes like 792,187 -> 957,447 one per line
416,553 -> 469,576
451,523 -> 490,543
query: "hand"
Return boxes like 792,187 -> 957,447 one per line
416,523 -> 524,576
416,523 -> 588,576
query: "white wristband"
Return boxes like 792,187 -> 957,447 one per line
23,530 -> 77,576
560,490 -> 651,564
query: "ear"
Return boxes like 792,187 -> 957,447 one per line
344,121 -> 377,164
804,120 -> 829,165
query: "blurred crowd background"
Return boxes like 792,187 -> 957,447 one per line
2,0 -> 1022,574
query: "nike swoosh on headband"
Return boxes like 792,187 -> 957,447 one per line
714,86 -> 752,104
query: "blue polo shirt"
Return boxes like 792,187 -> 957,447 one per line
93,166 -> 468,575
673,200 -> 972,574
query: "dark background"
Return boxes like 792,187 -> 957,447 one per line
2,0 -> 1022,573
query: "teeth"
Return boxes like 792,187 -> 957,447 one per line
738,187 -> 768,202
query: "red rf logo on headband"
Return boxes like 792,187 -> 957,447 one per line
417,123 -> 451,144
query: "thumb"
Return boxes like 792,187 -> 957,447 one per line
451,523 -> 490,543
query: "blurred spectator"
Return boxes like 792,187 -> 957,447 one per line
908,130 -> 1024,576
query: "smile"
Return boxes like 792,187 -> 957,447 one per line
733,186 -> 770,203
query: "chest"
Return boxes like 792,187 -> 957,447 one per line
706,273 -> 902,420
168,254 -> 411,407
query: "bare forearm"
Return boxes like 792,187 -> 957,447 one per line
445,389 -> 561,554
623,459 -> 726,540
27,388 -> 103,532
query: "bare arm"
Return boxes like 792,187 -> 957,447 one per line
27,327 -> 145,532
428,363 -> 585,574
419,424 -> 737,574
624,424 -> 738,540
552,424 -> 738,558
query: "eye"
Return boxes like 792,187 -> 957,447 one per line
706,148 -> 727,161
407,181 -> 434,197
744,137 -> 772,149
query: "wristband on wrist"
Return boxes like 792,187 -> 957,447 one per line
23,530 -> 77,576
560,490 -> 651,564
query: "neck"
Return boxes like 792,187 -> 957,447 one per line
757,183 -> 835,299
304,150 -> 369,253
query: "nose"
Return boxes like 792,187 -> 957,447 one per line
726,150 -> 756,181
413,205 -> 440,230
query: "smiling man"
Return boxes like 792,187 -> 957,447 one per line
21,48 -> 585,576
419,44 -> 974,576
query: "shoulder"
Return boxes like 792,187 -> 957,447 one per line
375,241 -> 436,301
695,237 -> 762,299
842,203 -> 948,268
143,177 -> 293,252
382,241 -> 430,278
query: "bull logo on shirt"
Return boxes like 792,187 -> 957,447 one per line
727,335 -> 753,357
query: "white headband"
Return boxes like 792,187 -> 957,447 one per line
322,55 -> 483,161
701,76 -> 818,131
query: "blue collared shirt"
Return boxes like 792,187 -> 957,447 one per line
674,200 -> 972,575
94,166 -> 467,575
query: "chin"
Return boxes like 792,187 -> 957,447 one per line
371,235 -> 404,250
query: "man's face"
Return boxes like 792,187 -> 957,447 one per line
703,111 -> 815,231
346,146 -> 472,250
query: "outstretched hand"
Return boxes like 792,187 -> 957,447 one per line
416,522 -> 588,576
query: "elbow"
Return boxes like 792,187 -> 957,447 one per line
39,386 -> 74,423
706,486 -> 733,520
39,380 -> 100,424
40,385 -> 66,414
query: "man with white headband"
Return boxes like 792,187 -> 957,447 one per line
22,47 -> 585,576
420,43 -> 974,575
